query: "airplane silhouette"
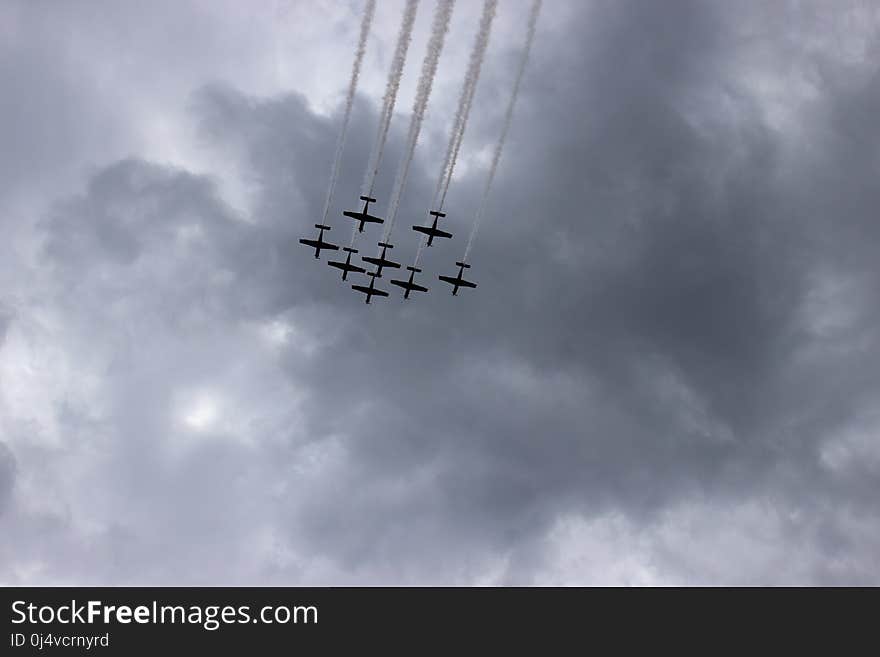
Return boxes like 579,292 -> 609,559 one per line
299,224 -> 339,259
412,210 -> 453,246
438,261 -> 477,296
390,266 -> 429,299
343,196 -> 384,232
351,272 -> 389,304
327,247 -> 366,281
362,242 -> 401,278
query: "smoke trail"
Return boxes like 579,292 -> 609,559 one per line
464,0 -> 541,260
434,0 -> 497,212
319,0 -> 376,226
413,0 -> 496,266
382,0 -> 456,244
361,0 -> 420,200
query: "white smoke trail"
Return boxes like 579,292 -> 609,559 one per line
319,0 -> 376,226
414,0 -> 496,266
464,0 -> 541,260
434,0 -> 497,211
361,0 -> 420,200
382,0 -> 456,243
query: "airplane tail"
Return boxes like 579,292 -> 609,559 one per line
406,266 -> 421,272
455,261 -> 471,269
377,242 -> 394,249
359,196 -> 377,203
315,224 -> 332,230
429,210 -> 447,218
342,247 -> 358,253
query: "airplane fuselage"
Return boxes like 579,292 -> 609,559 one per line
390,268 -> 428,299
328,249 -> 366,281
412,211 -> 452,246
438,262 -> 477,296
362,243 -> 401,278
299,225 -> 338,259
343,197 -> 383,232
351,273 -> 389,304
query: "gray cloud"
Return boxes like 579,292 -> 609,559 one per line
1,0 -> 879,585
0,442 -> 14,515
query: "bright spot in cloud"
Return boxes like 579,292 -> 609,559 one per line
254,315 -> 327,356
181,391 -> 220,432
259,319 -> 293,347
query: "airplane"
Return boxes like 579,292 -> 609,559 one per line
327,247 -> 366,281
351,272 -> 389,304
390,266 -> 429,299
438,261 -> 477,296
343,195 -> 384,232
299,224 -> 339,259
412,210 -> 453,247
362,242 -> 401,278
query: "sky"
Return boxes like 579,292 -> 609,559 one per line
1,0 -> 879,585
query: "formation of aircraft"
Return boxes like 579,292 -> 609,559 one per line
412,210 -> 452,247
300,199 -> 477,303
299,224 -> 339,259
343,196 -> 384,232
300,0 -> 543,304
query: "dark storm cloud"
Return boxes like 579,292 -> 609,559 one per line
187,3 -> 878,581
2,0 -> 879,584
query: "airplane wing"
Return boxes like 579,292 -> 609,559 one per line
391,280 -> 428,292
299,239 -> 318,247
439,276 -> 476,289
352,284 -> 389,297
414,226 -> 453,239
343,211 -> 383,224
363,257 -> 400,268
328,261 -> 365,273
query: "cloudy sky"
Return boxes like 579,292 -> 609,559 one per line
2,0 -> 879,585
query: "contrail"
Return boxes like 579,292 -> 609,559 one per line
319,0 -> 376,226
382,0 -> 456,243
414,0 -> 496,266
434,0 -> 497,212
464,0 -> 541,260
361,0 -> 420,201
